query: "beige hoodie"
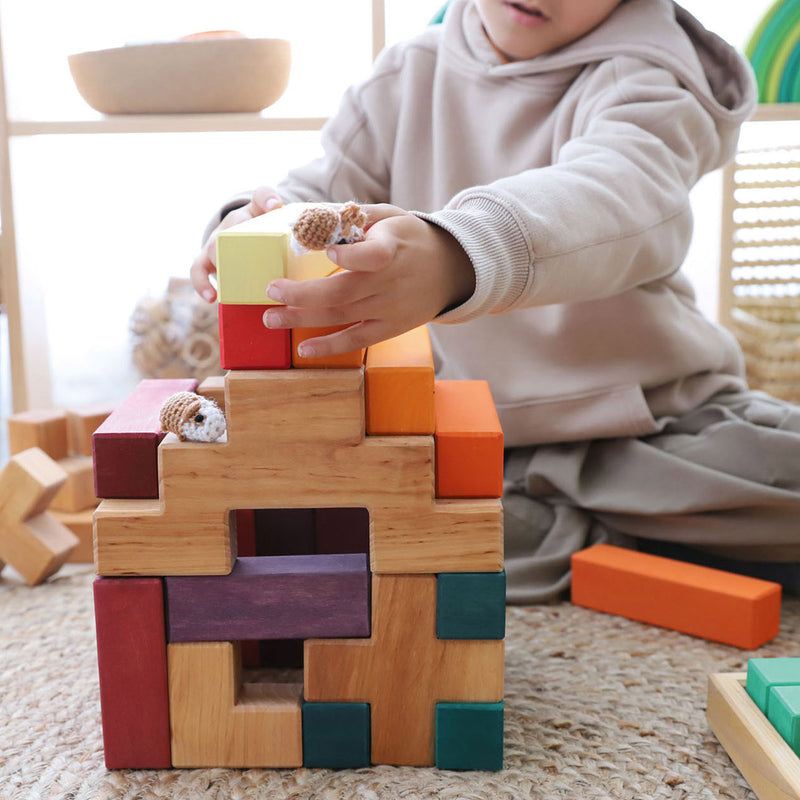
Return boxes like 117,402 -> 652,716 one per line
273,0 -> 757,446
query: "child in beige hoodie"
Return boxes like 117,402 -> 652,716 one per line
191,0 -> 800,602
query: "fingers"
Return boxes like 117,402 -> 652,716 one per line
190,250 -> 218,303
293,319 -> 392,360
248,187 -> 282,215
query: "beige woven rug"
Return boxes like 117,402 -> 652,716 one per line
2,564 -> 796,800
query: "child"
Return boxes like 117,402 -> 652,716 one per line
191,0 -> 800,603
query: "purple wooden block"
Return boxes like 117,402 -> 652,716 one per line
92,378 -> 198,499
165,554 -> 371,642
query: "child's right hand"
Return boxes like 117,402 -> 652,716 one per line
190,186 -> 282,302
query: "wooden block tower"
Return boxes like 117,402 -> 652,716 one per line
91,204 -> 506,771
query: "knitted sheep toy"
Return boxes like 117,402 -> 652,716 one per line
290,202 -> 367,254
160,391 -> 226,442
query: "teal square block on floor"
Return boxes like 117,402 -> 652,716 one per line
302,702 -> 370,768
437,571 -> 506,640
768,685 -> 800,755
746,658 -> 800,715
435,701 -> 504,771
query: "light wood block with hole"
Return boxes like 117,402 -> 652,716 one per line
305,574 -> 504,766
168,641 -> 303,767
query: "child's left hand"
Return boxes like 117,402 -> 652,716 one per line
263,205 -> 475,358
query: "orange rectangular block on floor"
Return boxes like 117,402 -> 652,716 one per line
434,380 -> 503,498
365,326 -> 435,435
570,544 -> 781,650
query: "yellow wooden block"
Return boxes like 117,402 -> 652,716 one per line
305,574 -> 504,766
708,672 -> 800,800
51,456 -> 98,512
168,641 -> 303,767
52,509 -> 95,563
66,404 -> 113,457
8,409 -> 69,460
216,203 -> 339,305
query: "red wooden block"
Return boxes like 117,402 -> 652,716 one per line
93,577 -> 171,768
218,303 -> 291,370
315,507 -> 370,555
92,378 -> 197,499
164,554 -> 371,642
234,509 -> 256,557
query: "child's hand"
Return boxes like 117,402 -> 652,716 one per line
263,205 -> 476,358
190,186 -> 282,302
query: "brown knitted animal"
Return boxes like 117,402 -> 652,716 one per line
159,391 -> 226,442
290,202 -> 367,253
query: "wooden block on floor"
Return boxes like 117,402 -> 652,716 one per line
747,659 -> 800,716
218,303 -> 291,370
52,509 -> 95,563
434,380 -> 503,498
254,508 -> 316,556
92,378 -> 198,499
66,404 -> 113,457
93,577 -> 172,768
571,544 -> 781,649
168,640 -> 303,767
315,507 -> 370,555
365,326 -> 435,435
292,326 -> 365,369
708,672 -> 800,800
305,574 -> 504,766
50,455 -> 97,512
7,408 -> 69,460
435,701 -> 504,771
303,702 -> 371,768
0,447 -> 68,521
198,375 -> 226,412
437,571 -> 506,640
165,554 -> 370,642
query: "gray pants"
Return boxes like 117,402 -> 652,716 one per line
503,390 -> 800,604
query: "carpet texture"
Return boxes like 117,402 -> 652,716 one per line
2,564 -> 796,799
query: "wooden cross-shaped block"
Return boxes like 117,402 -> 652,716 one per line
0,448 -> 78,584
304,573 -> 504,766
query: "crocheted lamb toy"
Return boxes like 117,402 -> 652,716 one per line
159,391 -> 226,442
290,202 -> 367,255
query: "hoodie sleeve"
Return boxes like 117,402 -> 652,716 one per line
421,55 -> 742,323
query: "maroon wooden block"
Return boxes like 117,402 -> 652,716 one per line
234,509 -> 256,557
164,554 -> 371,642
259,638 -> 304,669
315,507 -> 370,555
254,508 -> 316,556
92,378 -> 197,499
218,303 -> 292,370
93,577 -> 171,769
240,639 -> 262,668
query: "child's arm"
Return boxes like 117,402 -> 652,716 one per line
263,204 -> 475,358
189,186 -> 283,302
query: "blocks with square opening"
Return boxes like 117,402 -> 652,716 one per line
92,226 -> 506,771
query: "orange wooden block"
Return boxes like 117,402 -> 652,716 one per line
434,381 -> 503,498
365,326 -> 435,435
8,409 -> 69,460
571,544 -> 781,649
291,326 -> 365,369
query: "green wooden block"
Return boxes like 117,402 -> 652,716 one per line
437,571 -> 505,639
746,658 -> 800,715
302,702 -> 370,768
216,230 -> 287,305
435,701 -> 504,771
768,685 -> 800,755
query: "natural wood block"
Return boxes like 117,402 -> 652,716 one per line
305,574 -> 504,766
0,447 -> 68,522
7,408 -> 69,460
93,577 -> 172,768
218,303 -> 291,370
92,378 -> 198,499
52,509 -> 95,563
198,375 -> 226,411
708,672 -> 800,800
291,327 -> 365,369
165,554 -> 370,642
50,455 -> 97,512
66,404 -> 113,457
365,326 -> 435,435
571,544 -> 781,649
216,203 -> 338,305
434,380 -> 504,498
1,514 -> 79,585
168,641 -> 303,767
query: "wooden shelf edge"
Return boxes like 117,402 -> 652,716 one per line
752,104 -> 800,123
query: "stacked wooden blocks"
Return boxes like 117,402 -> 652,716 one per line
91,204 -> 506,771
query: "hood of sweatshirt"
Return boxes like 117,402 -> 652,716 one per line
443,0 -> 757,147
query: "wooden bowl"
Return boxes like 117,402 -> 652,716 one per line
68,37 -> 291,114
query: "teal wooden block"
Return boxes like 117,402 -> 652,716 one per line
437,571 -> 506,640
768,685 -> 800,755
302,702 -> 370,768
435,701 -> 504,771
746,658 -> 800,715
